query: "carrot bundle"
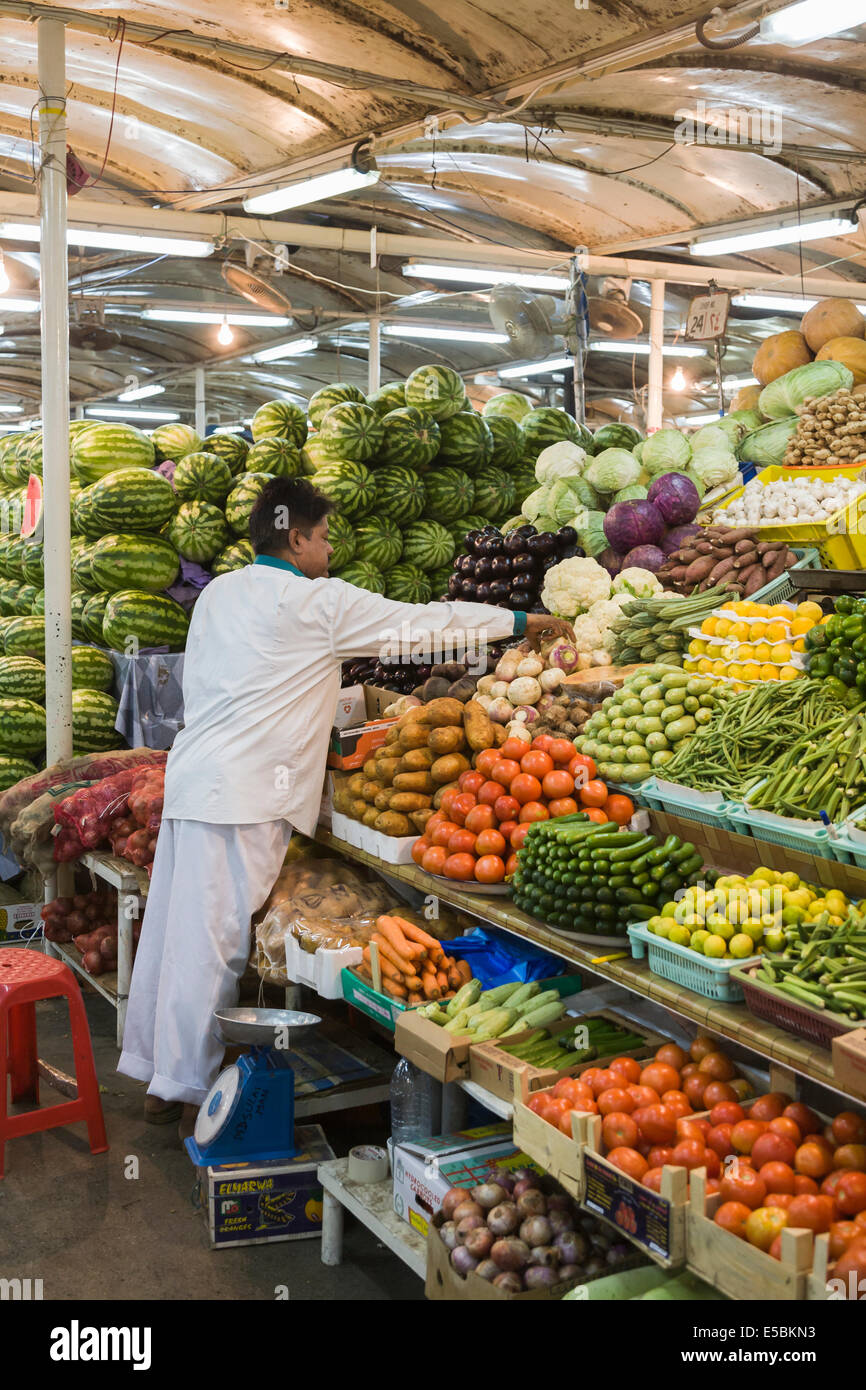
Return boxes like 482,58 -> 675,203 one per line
357,914 -> 467,1005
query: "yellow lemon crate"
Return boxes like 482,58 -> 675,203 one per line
718,463 -> 866,569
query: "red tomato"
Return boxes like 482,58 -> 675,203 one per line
783,1102 -> 823,1136
745,1206 -> 789,1252
702,1081 -> 739,1109
464,804 -> 496,835
547,797 -> 579,819
541,769 -> 575,800
493,795 -> 520,823
833,1238 -> 866,1289
500,737 -> 530,761
836,1172 -> 866,1217
793,1174 -> 820,1196
510,772 -> 543,805
719,1166 -> 767,1210
609,1056 -> 642,1084
829,1220 -> 862,1259
660,1090 -> 692,1120
579,779 -> 609,808
411,837 -> 430,867
521,750 -> 554,780
677,1116 -> 710,1142
707,1124 -> 736,1161
597,1087 -> 636,1116
704,1148 -> 721,1179
478,779 -> 506,806
588,1068 -> 624,1098
751,1132 -> 797,1169
439,788 -> 459,817
764,1191 -> 794,1211
714,1201 -> 751,1238
640,1062 -> 681,1096
531,734 -> 554,753
709,1101 -> 746,1128
431,819 -> 460,848
442,852 -> 476,881
584,807 -> 609,823
510,823 -> 531,851
749,1092 -> 789,1122
759,1161 -> 796,1195
627,1084 -> 661,1108
672,1139 -> 708,1172
642,1167 -> 665,1193
475,827 -> 506,857
602,1113 -> 639,1150
446,828 -> 477,856
547,737 -> 577,765
787,1194 -> 834,1234
475,748 -> 502,778
475,854 -> 506,885
683,1075 -> 709,1107
769,1116 -> 802,1147
832,1111 -> 866,1147
648,1146 -> 676,1169
450,792 -> 477,825
490,759 -> 521,788
421,845 -> 448,875
795,1141 -> 834,1179
568,753 -> 596,784
633,1105 -> 677,1147
505,852 -> 519,877
607,1147 -> 648,1182
497,819 -> 519,840
459,770 -> 485,796
821,1169 -> 850,1199
605,793 -> 635,826
519,801 -> 549,824
527,1093 -> 547,1115
425,811 -> 446,835
731,1120 -> 768,1155
558,1109 -> 579,1137
554,1077 -> 593,1106
834,1144 -> 866,1172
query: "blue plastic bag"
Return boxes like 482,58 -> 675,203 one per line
447,925 -> 570,987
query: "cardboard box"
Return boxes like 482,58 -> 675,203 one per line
391,1124 -> 541,1237
328,684 -> 398,770
832,1028 -> 866,1102
199,1124 -> 334,1250
425,1220 -> 582,1301
0,901 -> 40,944
341,964 -> 414,1030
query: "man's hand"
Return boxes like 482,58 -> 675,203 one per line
524,613 -> 575,652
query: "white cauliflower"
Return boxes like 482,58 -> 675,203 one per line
587,598 -> 627,649
612,567 -> 664,599
571,612 -> 605,653
541,556 -> 611,618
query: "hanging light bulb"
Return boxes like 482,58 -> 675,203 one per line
217,316 -> 234,347
670,367 -> 687,392
0,253 -> 9,296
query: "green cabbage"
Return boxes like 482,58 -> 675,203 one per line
641,429 -> 691,476
633,441 -> 645,464
584,447 -> 642,495
613,483 -> 648,504
682,466 -> 707,499
689,449 -> 740,489
691,424 -> 732,454
547,477 -> 593,526
535,440 -> 588,484
570,476 -> 600,510
709,415 -> 750,448
576,509 -> 608,557
727,408 -> 763,434
758,361 -> 853,420
736,417 -> 799,468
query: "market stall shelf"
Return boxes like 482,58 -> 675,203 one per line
686,1170 -> 815,1302
318,1157 -> 427,1278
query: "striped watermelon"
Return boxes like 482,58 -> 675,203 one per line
246,437 -> 302,478
1,491 -> 25,540
90,533 -> 180,594
72,689 -> 119,752
90,467 -> 178,534
225,472 -> 274,537
437,412 -> 494,473
300,434 -> 333,476
149,423 -> 202,463
488,416 -> 525,471
30,589 -> 44,615
205,432 -> 250,475
318,403 -> 384,463
69,419 -> 99,438
211,539 -> 254,576
21,543 -> 43,586
0,697 -> 45,756
311,461 -> 375,519
71,645 -> 115,692
372,466 -> 425,526
354,518 -> 403,570
8,431 -> 39,484
0,535 -> 13,578
401,521 -> 455,570
482,392 -> 532,423
591,422 -> 643,452
0,435 -> 21,485
0,655 -> 45,701
367,381 -> 406,418
378,407 -> 440,470
384,563 -> 432,604
405,365 -> 466,421
0,755 -> 37,791
429,564 -> 453,598
82,591 -> 112,646
102,590 -> 189,653
422,467 -> 475,523
13,585 -> 37,616
72,424 -> 156,484
72,486 -> 106,539
0,580 -> 18,615
167,502 -> 230,563
308,383 -> 365,430
71,591 -> 91,641
511,463 -> 539,506
4,617 -> 44,659
173,452 -> 234,504
16,432 -> 42,482
4,536 -> 30,580
332,561 -> 386,594
472,466 -> 515,521
251,400 -> 307,448
519,407 -> 582,462
72,545 -> 101,594
447,515 -> 487,552
327,512 -> 356,571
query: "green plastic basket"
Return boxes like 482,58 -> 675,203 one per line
725,783 -> 842,861
748,547 -> 822,605
830,805 -> 866,867
627,921 -> 758,1002
639,776 -> 735,831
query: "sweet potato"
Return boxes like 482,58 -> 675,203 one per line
427,725 -> 466,756
447,677 -> 477,703
431,753 -> 470,785
684,556 -> 717,584
463,698 -> 496,751
431,661 -> 467,682
420,676 -> 451,703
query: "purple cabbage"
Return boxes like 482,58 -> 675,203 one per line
661,523 -> 702,556
603,500 -> 665,554
597,547 -> 623,577
646,472 -> 701,527
622,544 -> 666,572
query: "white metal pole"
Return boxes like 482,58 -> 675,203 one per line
647,278 -> 665,434
368,316 -> 381,394
39,17 -> 72,767
194,366 -> 206,437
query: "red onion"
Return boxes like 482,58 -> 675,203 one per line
488,1165 -> 516,1195
441,1187 -> 473,1221
516,1189 -> 547,1218
512,1167 -> 538,1184
529,1245 -> 560,1268
438,1221 -> 459,1251
492,1271 -> 523,1293
491,1237 -> 531,1272
546,1194 -> 572,1213
475,1259 -> 499,1282
548,1209 -> 575,1238
471,1182 -> 507,1210
450,1245 -> 478,1277
456,1213 -> 485,1243
524,1265 -> 559,1290
463,1226 -> 494,1260
558,1264 -> 583,1282
555,1230 -> 589,1266
519,1215 -> 552,1248
452,1199 -> 483,1224
487,1202 -> 521,1236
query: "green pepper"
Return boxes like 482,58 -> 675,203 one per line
842,615 -> 866,640
805,625 -> 828,652
808,652 -> 835,679
852,633 -> 866,660
823,675 -> 851,701
834,657 -> 858,686
835,596 -> 856,615
824,614 -> 846,639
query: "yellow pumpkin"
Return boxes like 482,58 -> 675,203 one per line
731,384 -> 762,412
816,336 -> 866,385
801,297 -> 866,352
752,330 -> 812,386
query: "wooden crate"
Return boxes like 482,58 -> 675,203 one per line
512,1097 -> 584,1201
686,1169 -> 814,1301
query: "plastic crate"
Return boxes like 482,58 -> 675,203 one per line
639,776 -> 734,831
725,784 -> 841,861
730,961 -> 861,1050
627,921 -> 758,1002
716,464 -> 866,570
749,546 -> 822,604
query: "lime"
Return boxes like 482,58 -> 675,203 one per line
740,918 -> 765,944
667,924 -> 691,947
703,934 -> 728,959
660,901 -> 678,918
764,929 -> 785,953
690,930 -> 711,954
729,933 -> 756,959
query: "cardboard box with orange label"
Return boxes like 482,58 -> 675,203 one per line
328,684 -> 398,770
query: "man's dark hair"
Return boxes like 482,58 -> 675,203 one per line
249,477 -> 333,556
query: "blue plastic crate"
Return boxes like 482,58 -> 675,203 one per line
627,922 -> 758,1003
639,776 -> 735,831
829,806 -> 866,867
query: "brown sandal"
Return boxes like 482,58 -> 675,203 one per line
144,1096 -> 183,1125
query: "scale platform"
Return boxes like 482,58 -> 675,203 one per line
185,1008 -> 321,1169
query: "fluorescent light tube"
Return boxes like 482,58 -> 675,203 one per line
402,262 -> 569,291
0,404 -> 21,413
733,294 -> 817,313
117,383 -> 165,402
499,357 -> 572,377
760,0 -> 866,46
0,222 -> 214,256
88,407 -> 180,421
382,325 -> 508,344
253,337 -> 319,363
677,411 -> 726,425
691,215 -> 858,256
244,166 -> 380,215
589,342 -> 707,357
0,298 -> 39,312
142,309 -> 291,327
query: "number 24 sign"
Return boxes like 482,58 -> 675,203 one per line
685,291 -> 730,341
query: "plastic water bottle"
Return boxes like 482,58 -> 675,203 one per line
390,1057 -> 434,1144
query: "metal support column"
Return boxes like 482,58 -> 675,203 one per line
368,316 -> 381,394
647,278 -> 665,433
194,366 -> 206,438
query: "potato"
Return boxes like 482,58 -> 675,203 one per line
332,788 -> 352,814
431,752 -> 470,785
361,779 -> 383,802
374,810 -> 412,837
392,770 -> 435,794
410,808 -> 435,832
389,791 -> 433,813
447,676 -> 477,704
463,699 -> 496,751
422,697 -> 465,728
385,726 -> 401,745
397,724 -> 430,751
363,757 -> 380,781
432,780 -> 459,809
376,756 -> 403,786
427,725 -> 466,756
350,797 -> 369,819
362,808 -> 380,827
347,772 -> 367,797
374,789 -> 394,811
493,723 -> 508,747
396,705 -> 428,728
400,746 -> 436,772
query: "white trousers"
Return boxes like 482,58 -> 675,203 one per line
118,817 -> 292,1105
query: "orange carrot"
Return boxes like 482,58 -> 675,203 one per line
389,916 -> 443,953
436,969 -> 449,991
421,958 -> 438,977
407,991 -> 424,1005
456,959 -> 472,984
447,964 -> 462,991
405,974 -> 424,992
363,946 -> 402,981
372,932 -> 418,978
382,977 -> 408,999
376,916 -> 426,960
421,974 -> 441,1000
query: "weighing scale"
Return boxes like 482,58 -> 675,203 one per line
185,1007 -> 321,1167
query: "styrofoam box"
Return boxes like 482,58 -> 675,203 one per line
283,930 -> 363,1000
330,810 -> 417,865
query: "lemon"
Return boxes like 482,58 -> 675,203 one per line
825,890 -> 848,915
713,919 -> 736,941
705,911 -> 729,930
790,617 -> 814,637
703,934 -> 728,959
749,621 -> 767,640
729,622 -> 750,642
711,659 -> 727,677
688,639 -> 706,657
702,616 -> 718,636
715,618 -> 732,638
668,924 -> 691,947
827,914 -> 845,927
697,658 -> 714,674
661,900 -> 678,918
793,639 -> 807,654
753,642 -> 772,662
737,642 -> 755,661
764,928 -> 786,953
770,604 -> 792,618
766,620 -> 789,642
740,917 -> 766,944
729,933 -> 756,959
782,904 -> 806,925
761,663 -> 780,681
781,871 -> 800,890
727,662 -> 745,680
785,887 -> 810,909
648,915 -> 667,935
779,665 -> 800,681
719,642 -> 739,663
770,642 -> 792,663
683,657 -> 699,673
796,600 -> 823,623
810,897 -> 828,915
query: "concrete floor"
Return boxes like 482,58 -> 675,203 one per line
0,989 -> 424,1301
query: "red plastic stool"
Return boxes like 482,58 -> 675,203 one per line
0,949 -> 108,1177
